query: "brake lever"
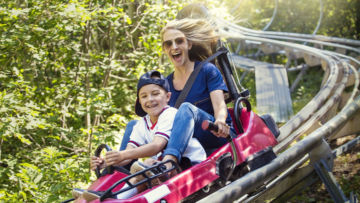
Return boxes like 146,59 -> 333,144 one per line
201,120 -> 237,141
202,120 -> 238,172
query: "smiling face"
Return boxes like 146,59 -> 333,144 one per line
162,29 -> 192,68
138,84 -> 171,123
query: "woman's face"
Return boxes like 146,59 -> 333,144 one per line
162,29 -> 192,68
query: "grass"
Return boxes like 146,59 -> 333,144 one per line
288,66 -> 324,113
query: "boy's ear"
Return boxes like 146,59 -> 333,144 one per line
166,92 -> 171,102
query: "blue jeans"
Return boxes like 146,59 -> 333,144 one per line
119,103 -> 230,162
163,102 -> 228,162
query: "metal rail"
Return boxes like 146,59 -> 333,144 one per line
178,3 -> 359,202
220,34 -> 341,142
262,0 -> 278,31
217,18 -> 360,46
198,95 -> 360,203
242,135 -> 360,203
195,4 -> 360,202
216,21 -> 359,145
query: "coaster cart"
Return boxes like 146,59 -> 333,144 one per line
61,42 -> 280,203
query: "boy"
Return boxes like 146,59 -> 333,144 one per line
83,70 -> 206,201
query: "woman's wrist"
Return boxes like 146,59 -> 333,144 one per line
215,118 -> 226,123
214,115 -> 227,123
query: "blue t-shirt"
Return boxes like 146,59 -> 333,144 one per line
167,61 -> 232,125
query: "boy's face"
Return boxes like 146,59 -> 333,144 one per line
138,84 -> 171,122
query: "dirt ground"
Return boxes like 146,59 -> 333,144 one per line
291,135 -> 360,202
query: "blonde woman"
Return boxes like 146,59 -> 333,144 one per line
160,18 -> 233,169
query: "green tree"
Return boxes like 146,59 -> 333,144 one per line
0,0 -> 358,202
0,0 -> 192,201
225,0 -> 359,38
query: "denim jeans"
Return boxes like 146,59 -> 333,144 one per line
163,102 -> 228,162
119,102 -> 230,162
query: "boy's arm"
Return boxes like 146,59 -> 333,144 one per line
105,136 -> 168,167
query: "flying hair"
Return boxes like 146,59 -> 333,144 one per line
161,18 -> 219,61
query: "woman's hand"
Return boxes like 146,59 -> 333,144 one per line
211,119 -> 230,138
105,151 -> 123,166
90,156 -> 105,171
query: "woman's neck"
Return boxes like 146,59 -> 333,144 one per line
172,60 -> 195,90
173,60 -> 195,80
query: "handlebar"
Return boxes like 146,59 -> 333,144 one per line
202,120 -> 239,177
94,144 -> 113,178
201,120 -> 237,142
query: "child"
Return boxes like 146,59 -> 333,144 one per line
82,70 -> 206,201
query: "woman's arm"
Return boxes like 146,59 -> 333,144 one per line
105,136 -> 168,166
210,89 -> 230,137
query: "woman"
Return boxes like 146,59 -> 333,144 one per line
159,18 -> 232,167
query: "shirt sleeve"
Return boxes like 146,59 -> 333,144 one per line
154,108 -> 177,141
128,119 -> 146,148
205,63 -> 228,92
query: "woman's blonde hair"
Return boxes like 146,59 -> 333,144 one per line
160,18 -> 219,61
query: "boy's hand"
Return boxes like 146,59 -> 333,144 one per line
105,151 -> 123,166
211,120 -> 230,138
90,156 -> 105,171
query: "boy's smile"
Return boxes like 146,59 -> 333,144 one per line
139,84 -> 171,123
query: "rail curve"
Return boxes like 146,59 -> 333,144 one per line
186,3 -> 360,202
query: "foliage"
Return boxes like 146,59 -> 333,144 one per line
288,66 -> 324,113
224,0 -> 360,39
0,0 -> 358,202
223,0 -> 358,113
224,1 -> 359,201
0,0 -> 191,202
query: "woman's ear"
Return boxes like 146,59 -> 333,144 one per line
188,40 -> 192,50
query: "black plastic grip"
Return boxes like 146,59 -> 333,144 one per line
94,144 -> 113,178
202,120 -> 218,132
201,120 -> 237,142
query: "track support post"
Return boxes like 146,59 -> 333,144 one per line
310,138 -> 356,203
